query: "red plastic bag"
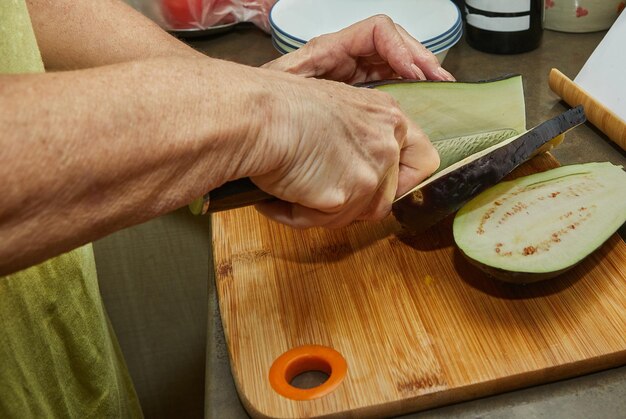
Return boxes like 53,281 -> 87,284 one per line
133,0 -> 277,32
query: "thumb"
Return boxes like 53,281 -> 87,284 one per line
396,121 -> 440,198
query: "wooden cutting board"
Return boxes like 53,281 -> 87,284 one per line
212,153 -> 626,418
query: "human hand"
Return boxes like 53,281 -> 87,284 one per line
262,14 -> 455,84
239,70 -> 440,229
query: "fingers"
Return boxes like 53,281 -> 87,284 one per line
249,72 -> 440,231
342,15 -> 455,82
255,196 -> 373,229
397,119 -> 440,198
343,15 -> 422,80
393,23 -> 456,81
262,14 -> 455,85
255,100 -> 438,229
257,165 -> 397,229
356,165 -> 398,221
257,130 -> 435,230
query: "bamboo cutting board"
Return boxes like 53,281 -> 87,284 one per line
212,153 -> 626,419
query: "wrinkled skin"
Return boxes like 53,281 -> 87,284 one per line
2,4 -> 448,273
252,15 -> 449,228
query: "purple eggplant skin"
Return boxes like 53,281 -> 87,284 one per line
357,74 -> 520,88
460,247 -> 575,284
392,106 -> 586,233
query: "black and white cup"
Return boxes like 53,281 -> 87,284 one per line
464,0 -> 544,54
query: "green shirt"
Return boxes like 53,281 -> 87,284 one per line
0,1 -> 142,417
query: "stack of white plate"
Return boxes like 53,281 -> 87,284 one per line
270,0 -> 462,64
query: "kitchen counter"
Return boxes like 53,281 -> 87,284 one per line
95,24 -> 626,419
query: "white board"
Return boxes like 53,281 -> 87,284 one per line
575,12 -> 626,122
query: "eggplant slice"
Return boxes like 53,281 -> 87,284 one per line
392,106 -> 586,233
453,162 -> 626,283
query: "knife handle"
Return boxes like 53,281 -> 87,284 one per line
189,178 -> 274,215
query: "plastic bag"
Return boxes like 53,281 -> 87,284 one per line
127,0 -> 277,32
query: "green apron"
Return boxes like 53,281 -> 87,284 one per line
0,1 -> 142,417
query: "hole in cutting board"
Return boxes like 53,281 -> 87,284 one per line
290,370 -> 330,389
269,345 -> 348,400
283,353 -> 332,388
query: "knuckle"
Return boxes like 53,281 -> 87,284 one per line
327,190 -> 349,211
394,123 -> 408,144
371,14 -> 394,26
416,48 -> 442,67
301,188 -> 347,213
425,54 -> 441,68
361,172 -> 381,193
381,139 -> 401,162
378,90 -> 400,107
388,105 -> 406,124
385,99 -> 401,113
384,101 -> 407,124
365,88 -> 388,102
306,36 -> 320,49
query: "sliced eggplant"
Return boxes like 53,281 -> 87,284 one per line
392,107 -> 586,232
195,76 -> 530,214
431,128 -> 519,173
366,75 -> 526,141
453,162 -> 626,283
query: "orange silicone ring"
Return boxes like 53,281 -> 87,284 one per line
268,345 -> 347,400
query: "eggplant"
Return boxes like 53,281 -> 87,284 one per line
392,107 -> 586,232
431,128 -> 519,174
364,75 -> 526,142
194,76 -> 531,214
194,75 -> 569,217
373,75 -> 577,231
453,162 -> 626,283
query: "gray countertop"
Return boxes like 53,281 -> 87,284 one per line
96,24 -> 626,419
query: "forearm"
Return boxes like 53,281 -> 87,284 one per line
0,56 -> 270,274
26,0 -> 201,70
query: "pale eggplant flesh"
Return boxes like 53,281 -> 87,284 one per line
392,106 -> 586,232
453,162 -> 626,283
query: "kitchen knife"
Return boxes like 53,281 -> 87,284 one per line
190,106 -> 586,232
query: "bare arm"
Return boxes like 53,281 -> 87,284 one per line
1,3 -> 438,275
1,55 -> 437,275
0,57 -> 267,274
26,0 -> 201,70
